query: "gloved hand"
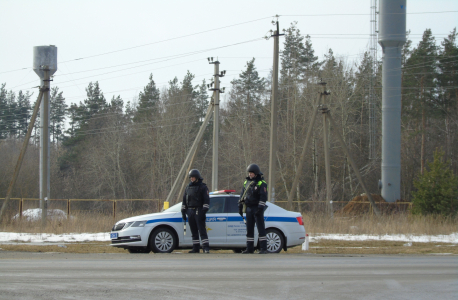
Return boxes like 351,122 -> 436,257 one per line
238,203 -> 243,216
255,206 -> 264,216
181,208 -> 187,221
202,207 -> 209,214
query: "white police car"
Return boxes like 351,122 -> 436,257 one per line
110,190 -> 306,253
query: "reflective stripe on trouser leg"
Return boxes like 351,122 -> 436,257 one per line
187,208 -> 201,250
245,206 -> 256,251
196,207 -> 209,250
255,206 -> 267,251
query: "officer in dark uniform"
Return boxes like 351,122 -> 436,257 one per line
238,164 -> 268,254
181,169 -> 210,253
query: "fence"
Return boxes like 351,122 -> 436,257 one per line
1,198 -> 413,221
274,200 -> 413,214
0,198 -> 164,221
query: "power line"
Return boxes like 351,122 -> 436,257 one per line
281,11 -> 458,17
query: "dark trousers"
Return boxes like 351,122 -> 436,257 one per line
187,207 -> 209,250
246,205 -> 267,251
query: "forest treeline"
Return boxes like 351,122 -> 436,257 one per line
1,24 -> 457,207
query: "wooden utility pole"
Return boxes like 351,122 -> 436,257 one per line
0,87 -> 46,222
320,82 -> 333,217
268,21 -> 283,203
164,102 -> 214,205
286,81 -> 381,216
286,94 -> 320,210
420,76 -> 425,175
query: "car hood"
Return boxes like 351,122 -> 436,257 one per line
115,211 -> 179,224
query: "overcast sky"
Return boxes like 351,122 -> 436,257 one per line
1,0 -> 456,108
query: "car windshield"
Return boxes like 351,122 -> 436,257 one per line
163,203 -> 182,213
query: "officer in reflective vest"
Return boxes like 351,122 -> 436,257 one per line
181,169 -> 210,253
238,164 -> 268,254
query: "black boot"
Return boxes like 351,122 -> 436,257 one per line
203,248 -> 210,254
242,249 -> 254,254
258,249 -> 268,254
188,247 -> 200,253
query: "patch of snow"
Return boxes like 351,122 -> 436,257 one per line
13,209 -> 68,221
0,232 -> 110,243
309,233 -> 458,244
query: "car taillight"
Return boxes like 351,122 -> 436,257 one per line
296,216 -> 303,225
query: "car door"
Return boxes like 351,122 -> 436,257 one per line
205,196 -> 227,246
225,196 -> 247,246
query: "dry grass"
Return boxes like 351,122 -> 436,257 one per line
0,211 -> 141,234
1,211 -> 457,237
303,212 -> 458,236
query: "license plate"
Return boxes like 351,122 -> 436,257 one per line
110,233 -> 118,239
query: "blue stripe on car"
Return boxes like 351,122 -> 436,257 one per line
145,216 -> 298,224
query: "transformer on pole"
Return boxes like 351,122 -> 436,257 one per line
378,0 -> 406,202
33,45 -> 57,226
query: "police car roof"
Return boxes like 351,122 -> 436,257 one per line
209,189 -> 236,195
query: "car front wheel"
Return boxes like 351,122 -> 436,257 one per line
266,228 -> 284,253
149,227 -> 176,253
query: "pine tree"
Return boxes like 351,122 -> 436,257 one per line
0,84 -> 8,139
195,79 -> 209,121
50,87 -> 67,143
403,29 -> 439,174
15,90 -> 32,138
5,90 -> 17,137
230,58 -> 266,110
438,28 -> 458,161
412,149 -> 458,216
134,73 -> 160,122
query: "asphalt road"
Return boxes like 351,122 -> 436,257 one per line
0,252 -> 457,300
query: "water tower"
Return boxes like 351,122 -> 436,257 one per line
378,1 -> 406,202
33,45 -> 57,225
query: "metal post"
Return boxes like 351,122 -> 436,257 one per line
19,198 -> 23,220
40,69 -> 50,227
212,61 -> 220,191
320,82 -> 333,217
113,200 -> 116,221
378,0 -> 406,202
268,21 -> 283,203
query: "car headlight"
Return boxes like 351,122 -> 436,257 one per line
123,222 -> 134,229
132,221 -> 147,227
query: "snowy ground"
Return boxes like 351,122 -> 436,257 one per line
0,232 -> 457,244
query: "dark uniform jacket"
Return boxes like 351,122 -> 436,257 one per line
182,180 -> 210,210
239,174 -> 267,207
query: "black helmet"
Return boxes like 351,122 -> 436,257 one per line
246,164 -> 261,175
189,169 -> 202,180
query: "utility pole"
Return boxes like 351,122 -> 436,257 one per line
268,20 -> 284,203
319,82 -> 333,218
208,57 -> 225,191
33,46 -> 57,227
0,88 -> 46,222
286,81 -> 381,216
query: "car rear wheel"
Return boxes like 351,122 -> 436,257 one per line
127,247 -> 151,254
149,227 -> 176,253
266,228 -> 284,253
